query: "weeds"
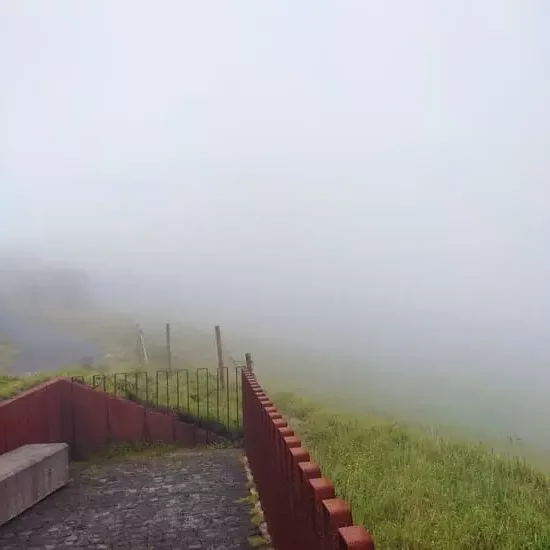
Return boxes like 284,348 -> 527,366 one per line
82,442 -> 181,463
0,366 -> 101,400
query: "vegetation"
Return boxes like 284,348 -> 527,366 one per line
0,309 -> 242,433
0,364 -> 242,439
0,373 -> 48,398
0,366 -> 101,400
89,367 -> 243,432
83,442 -> 181,463
14,309 -> 230,373
5,306 -> 550,548
273,392 -> 550,550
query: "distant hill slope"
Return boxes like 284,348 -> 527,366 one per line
0,340 -> 17,372
0,255 -> 94,313
0,308 -> 100,374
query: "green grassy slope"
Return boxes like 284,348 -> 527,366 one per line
0,311 -> 242,431
0,366 -> 101,399
274,392 -> 550,550
23,309 -> 229,372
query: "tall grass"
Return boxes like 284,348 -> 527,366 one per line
274,392 -> 550,550
0,366 -> 101,400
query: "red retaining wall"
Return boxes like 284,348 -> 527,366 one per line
242,369 -> 375,550
0,378 -> 200,457
2,370 -> 376,548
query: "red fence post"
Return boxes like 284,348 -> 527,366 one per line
338,526 -> 375,550
241,360 -> 376,550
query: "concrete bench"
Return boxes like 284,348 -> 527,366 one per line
0,443 -> 69,526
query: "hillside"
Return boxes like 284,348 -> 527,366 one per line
3,306 -> 550,548
275,392 -> 550,550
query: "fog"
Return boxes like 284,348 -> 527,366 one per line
2,3 -> 550,449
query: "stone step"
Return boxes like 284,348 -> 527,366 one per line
0,443 -> 69,526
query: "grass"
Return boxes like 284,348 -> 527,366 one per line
72,367 -> 243,431
6,306 -> 550,547
0,363 -> 243,438
0,305 -> 246,429
0,310 -> 242,430
10,307 -> 232,372
0,373 -> 50,398
273,392 -> 550,550
83,442 -> 182,463
0,366 -> 103,400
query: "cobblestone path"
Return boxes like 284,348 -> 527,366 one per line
0,448 -> 254,549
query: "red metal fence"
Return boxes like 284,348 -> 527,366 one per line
0,378 -> 68,454
242,368 -> 375,550
1,367 -> 375,548
0,378 -> 205,457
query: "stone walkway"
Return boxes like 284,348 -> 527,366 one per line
0,448 -> 255,549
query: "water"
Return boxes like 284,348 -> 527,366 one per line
0,310 -> 100,374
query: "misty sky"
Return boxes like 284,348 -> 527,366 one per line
2,2 -> 550,375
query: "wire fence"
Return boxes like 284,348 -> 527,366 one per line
71,366 -> 244,432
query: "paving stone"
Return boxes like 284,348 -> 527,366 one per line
0,449 -> 254,549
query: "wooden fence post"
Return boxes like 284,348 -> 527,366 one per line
245,352 -> 254,372
165,322 -> 172,371
215,325 -> 225,389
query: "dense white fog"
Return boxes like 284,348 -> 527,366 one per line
2,2 -> 550,450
